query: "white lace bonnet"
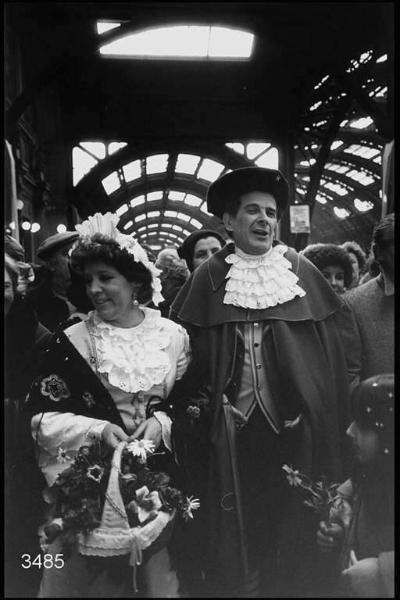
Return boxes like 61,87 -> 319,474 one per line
74,212 -> 163,306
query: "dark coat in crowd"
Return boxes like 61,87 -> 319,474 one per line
168,243 -> 353,595
5,297 -> 52,598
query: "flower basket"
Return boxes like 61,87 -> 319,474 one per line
44,440 -> 199,590
77,441 -> 174,564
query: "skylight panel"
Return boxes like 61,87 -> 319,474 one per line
80,142 -> 106,159
108,142 -> 127,155
122,159 -> 141,182
346,170 -> 375,185
349,116 -> 374,129
165,210 -> 179,218
147,210 -> 160,218
146,154 -> 168,175
376,54 -> 387,63
373,155 -> 382,164
254,148 -> 279,169
296,188 -> 306,195
136,214 -> 146,222
200,203 -> 211,214
168,191 -> 186,201
130,195 -> 145,208
316,194 -> 328,204
172,224 -> 183,232
300,159 -> 316,167
246,143 -> 270,159
72,147 -> 98,186
208,27 -> 253,58
97,21 -> 122,35
162,223 -> 173,229
333,207 -> 350,219
99,26 -> 254,59
325,163 -> 349,174
177,213 -> 191,222
322,181 -> 348,196
102,171 -> 121,194
123,220 -> 133,230
185,194 -> 202,207
196,159 -> 225,182
310,101 -> 322,111
354,199 -> 374,212
226,143 -> 245,155
148,223 -> 158,229
190,219 -> 202,229
116,205 -> 129,217
146,191 -> 163,201
175,154 -> 201,174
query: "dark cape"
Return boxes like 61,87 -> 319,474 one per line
167,242 -> 352,594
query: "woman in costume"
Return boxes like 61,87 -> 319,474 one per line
27,213 -> 190,598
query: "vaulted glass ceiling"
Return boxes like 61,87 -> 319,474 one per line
294,47 -> 387,238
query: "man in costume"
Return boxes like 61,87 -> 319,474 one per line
156,167 -> 353,597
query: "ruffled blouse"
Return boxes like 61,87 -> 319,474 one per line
87,308 -> 186,394
224,245 -> 306,309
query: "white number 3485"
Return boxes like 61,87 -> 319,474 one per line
21,554 -> 64,569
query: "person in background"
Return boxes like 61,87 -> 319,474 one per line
26,213 -> 190,597
5,232 -> 37,297
138,167 -> 353,597
155,247 -> 190,317
4,253 -> 52,598
301,242 -> 353,294
155,246 -> 181,271
340,241 -> 367,289
342,213 -> 394,387
316,374 -> 394,598
177,229 -> 226,273
25,231 -> 80,331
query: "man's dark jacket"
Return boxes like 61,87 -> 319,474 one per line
167,242 -> 352,590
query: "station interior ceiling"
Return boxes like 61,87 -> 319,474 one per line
5,2 -> 394,255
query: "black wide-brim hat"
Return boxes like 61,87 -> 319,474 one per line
207,167 -> 289,219
37,231 -> 79,260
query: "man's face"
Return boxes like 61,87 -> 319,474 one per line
49,245 -> 72,287
223,191 -> 278,255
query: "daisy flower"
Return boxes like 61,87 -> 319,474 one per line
183,496 -> 200,520
126,439 -> 155,461
56,446 -> 71,464
282,464 -> 302,487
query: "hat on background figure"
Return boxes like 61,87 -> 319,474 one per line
177,229 -> 226,271
37,231 -> 79,261
207,167 -> 289,219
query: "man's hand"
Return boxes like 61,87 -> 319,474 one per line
101,423 -> 129,449
129,417 -> 162,449
316,521 -> 344,552
342,557 -> 381,597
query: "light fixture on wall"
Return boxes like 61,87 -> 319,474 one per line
21,220 -> 31,231
57,224 -> 67,233
31,222 -> 41,233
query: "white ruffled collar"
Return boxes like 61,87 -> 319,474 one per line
224,244 -> 306,309
87,308 -> 171,394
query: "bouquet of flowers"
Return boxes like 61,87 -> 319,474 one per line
43,440 -> 199,554
282,464 -> 342,522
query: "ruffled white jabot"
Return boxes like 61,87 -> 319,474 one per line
89,308 -> 171,393
224,245 -> 306,309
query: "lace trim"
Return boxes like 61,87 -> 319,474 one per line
224,245 -> 306,309
88,308 -> 171,394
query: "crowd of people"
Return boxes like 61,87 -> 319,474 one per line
4,166 -> 394,598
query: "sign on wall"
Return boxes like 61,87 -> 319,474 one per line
289,204 -> 311,234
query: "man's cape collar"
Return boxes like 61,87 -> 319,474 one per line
170,242 -> 342,327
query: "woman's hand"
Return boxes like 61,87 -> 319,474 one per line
101,423 -> 129,449
341,557 -> 381,597
316,520 -> 344,552
129,417 -> 162,449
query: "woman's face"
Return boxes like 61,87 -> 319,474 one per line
346,420 -> 380,464
321,265 -> 346,294
192,236 -> 223,270
83,261 -> 136,327
4,267 -> 14,317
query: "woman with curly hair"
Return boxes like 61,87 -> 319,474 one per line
301,243 -> 353,295
26,213 -> 190,597
340,241 -> 367,289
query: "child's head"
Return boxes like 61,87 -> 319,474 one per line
346,374 -> 394,466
